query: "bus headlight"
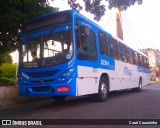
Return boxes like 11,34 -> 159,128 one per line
60,77 -> 65,81
58,68 -> 74,82
19,76 -> 27,84
19,75 -> 27,84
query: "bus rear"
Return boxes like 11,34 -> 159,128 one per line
18,10 -> 77,100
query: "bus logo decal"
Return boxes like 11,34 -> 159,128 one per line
124,67 -> 132,76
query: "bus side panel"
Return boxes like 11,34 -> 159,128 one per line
107,60 -> 139,91
137,66 -> 150,86
116,61 -> 138,90
76,66 -> 99,96
110,61 -> 150,91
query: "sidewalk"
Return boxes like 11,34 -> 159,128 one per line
149,80 -> 160,85
0,86 -> 50,107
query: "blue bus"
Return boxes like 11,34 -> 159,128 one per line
18,10 -> 150,102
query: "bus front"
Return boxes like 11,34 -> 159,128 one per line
18,10 -> 77,99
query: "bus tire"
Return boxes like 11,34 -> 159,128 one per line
96,77 -> 108,102
133,77 -> 142,92
53,96 -> 66,102
138,77 -> 142,92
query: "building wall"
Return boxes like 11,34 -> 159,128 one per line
139,48 -> 160,68
140,48 -> 160,81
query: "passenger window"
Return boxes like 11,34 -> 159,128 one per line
133,51 -> 139,65
127,48 -> 133,64
108,37 -> 119,60
99,31 -> 108,56
119,43 -> 127,63
76,22 -> 97,61
138,54 -> 143,66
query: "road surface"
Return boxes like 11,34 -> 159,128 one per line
0,82 -> 160,128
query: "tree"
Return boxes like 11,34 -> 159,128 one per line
0,52 -> 12,65
0,0 -> 58,53
0,63 -> 16,79
0,63 -> 17,85
68,0 -> 143,21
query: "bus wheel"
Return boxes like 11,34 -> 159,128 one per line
97,77 -> 108,102
138,77 -> 142,92
133,77 -> 142,92
53,96 -> 66,102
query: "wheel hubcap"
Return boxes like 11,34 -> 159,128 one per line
101,83 -> 107,97
139,82 -> 142,89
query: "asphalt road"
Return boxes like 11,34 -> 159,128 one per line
0,82 -> 160,128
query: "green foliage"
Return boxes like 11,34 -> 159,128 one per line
0,52 -> 13,65
0,0 -> 58,53
0,77 -> 15,85
68,0 -> 143,21
107,0 -> 143,11
0,63 -> 16,85
83,0 -> 106,21
0,63 -> 16,79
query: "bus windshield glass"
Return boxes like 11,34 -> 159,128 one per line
19,29 -> 73,68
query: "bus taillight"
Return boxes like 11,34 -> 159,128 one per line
57,86 -> 70,92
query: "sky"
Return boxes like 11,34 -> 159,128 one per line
49,0 -> 160,50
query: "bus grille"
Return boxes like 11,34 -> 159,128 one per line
31,86 -> 51,92
26,70 -> 59,78
30,79 -> 55,84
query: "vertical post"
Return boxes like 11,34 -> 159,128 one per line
116,8 -> 123,40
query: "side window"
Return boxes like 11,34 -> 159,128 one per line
138,54 -> 143,66
76,23 -> 97,61
98,31 -> 108,56
127,48 -> 133,64
108,37 -> 119,60
133,51 -> 139,65
119,43 -> 127,63
143,57 -> 148,68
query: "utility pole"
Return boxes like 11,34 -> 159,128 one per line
116,7 -> 123,40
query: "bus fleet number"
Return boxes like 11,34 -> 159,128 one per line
101,59 -> 109,66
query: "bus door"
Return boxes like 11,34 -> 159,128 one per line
75,18 -> 99,96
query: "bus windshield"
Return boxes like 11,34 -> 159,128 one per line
19,29 -> 73,68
